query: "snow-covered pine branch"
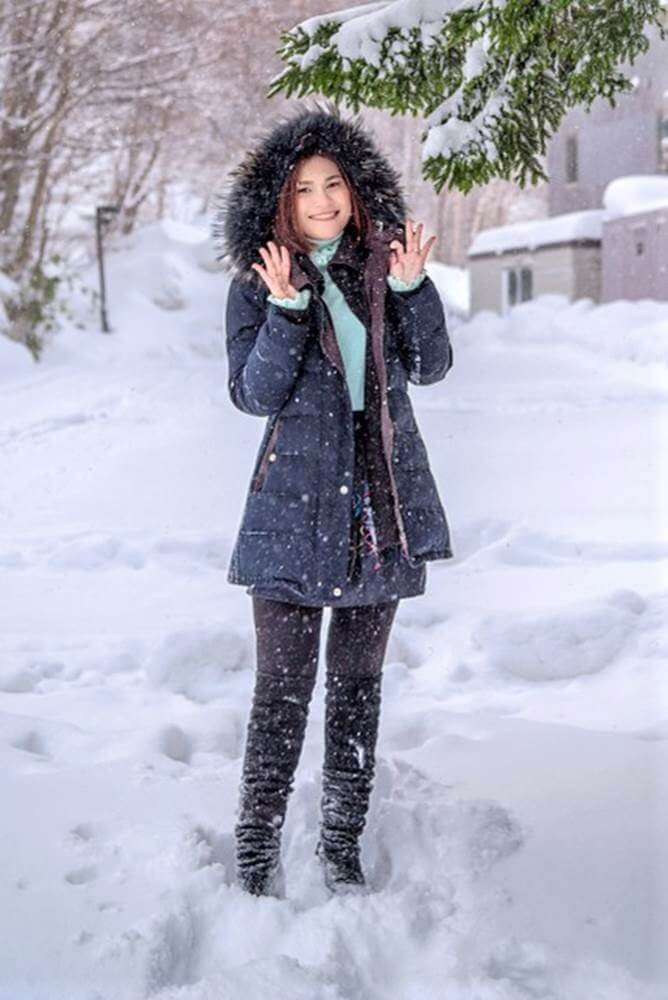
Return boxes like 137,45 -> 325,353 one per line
268,0 -> 668,193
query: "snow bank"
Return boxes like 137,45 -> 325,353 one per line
428,259 -> 470,318
464,293 -> 668,367
0,334 -> 36,379
38,215 -> 224,368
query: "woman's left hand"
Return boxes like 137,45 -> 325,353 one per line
389,218 -> 437,284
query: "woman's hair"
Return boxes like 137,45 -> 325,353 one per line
272,153 -> 373,256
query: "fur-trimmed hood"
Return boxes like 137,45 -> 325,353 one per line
211,100 -> 408,282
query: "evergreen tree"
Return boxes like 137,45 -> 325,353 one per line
268,0 -> 667,193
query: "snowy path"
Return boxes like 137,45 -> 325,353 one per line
0,270 -> 667,999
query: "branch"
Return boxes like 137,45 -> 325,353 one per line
268,0 -> 667,194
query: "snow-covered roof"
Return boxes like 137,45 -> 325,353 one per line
603,175 -> 668,220
468,210 -> 604,257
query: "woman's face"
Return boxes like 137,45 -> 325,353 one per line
293,155 -> 353,243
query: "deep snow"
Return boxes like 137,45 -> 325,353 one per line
0,218 -> 666,1000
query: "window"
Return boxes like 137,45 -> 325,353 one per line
632,223 -> 647,257
566,133 -> 579,184
507,269 -> 517,304
520,267 -> 533,300
658,105 -> 668,172
503,266 -> 533,311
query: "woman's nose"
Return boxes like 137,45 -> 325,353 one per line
313,197 -> 335,209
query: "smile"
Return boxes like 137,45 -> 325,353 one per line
310,212 -> 338,220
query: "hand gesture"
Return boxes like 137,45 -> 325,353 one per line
251,241 -> 299,300
389,218 -> 437,284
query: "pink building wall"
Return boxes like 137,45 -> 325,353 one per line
602,210 -> 668,303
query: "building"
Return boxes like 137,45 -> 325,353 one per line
468,13 -> 668,315
468,211 -> 603,315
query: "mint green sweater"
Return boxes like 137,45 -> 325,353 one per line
267,232 -> 425,411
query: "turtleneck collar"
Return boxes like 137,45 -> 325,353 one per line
307,230 -> 344,269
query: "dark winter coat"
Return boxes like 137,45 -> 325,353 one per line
212,104 -> 454,605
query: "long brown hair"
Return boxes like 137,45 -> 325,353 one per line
272,153 -> 374,256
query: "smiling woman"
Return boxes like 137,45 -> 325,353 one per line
272,151 -> 374,259
294,155 -> 353,239
213,103 -> 453,902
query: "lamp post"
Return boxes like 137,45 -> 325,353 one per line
96,204 -> 119,333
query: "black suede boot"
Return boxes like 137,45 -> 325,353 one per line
316,670 -> 384,895
235,667 -> 316,897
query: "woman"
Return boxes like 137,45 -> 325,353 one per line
213,103 -> 454,898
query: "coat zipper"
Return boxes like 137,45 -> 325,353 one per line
370,322 -> 411,562
322,297 -> 410,562
251,417 -> 281,493
384,417 -> 410,560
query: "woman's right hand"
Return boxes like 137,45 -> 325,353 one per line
252,241 -> 299,300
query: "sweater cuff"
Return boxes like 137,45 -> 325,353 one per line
387,271 -> 426,293
267,288 -> 312,310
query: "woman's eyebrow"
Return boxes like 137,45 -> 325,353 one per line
297,174 -> 341,185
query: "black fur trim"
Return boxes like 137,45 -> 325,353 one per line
211,99 -> 408,282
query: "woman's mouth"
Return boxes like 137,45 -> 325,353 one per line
310,211 -> 338,220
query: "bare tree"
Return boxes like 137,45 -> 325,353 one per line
0,0 -> 230,273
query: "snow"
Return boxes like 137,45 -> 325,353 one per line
296,0 -> 478,58
469,209 -> 604,257
426,259 -> 469,317
0,333 -> 36,379
0,221 -> 667,1000
603,175 -> 668,220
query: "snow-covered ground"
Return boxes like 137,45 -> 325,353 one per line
1,219 -> 667,1000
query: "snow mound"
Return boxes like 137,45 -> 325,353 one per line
0,332 -> 36,380
464,294 -> 668,367
474,589 -> 646,681
144,626 -> 251,702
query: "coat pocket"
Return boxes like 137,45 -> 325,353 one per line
250,417 -> 282,493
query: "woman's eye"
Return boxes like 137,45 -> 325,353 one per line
297,182 -> 340,194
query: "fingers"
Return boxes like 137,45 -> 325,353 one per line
260,241 -> 289,272
405,218 -> 414,252
258,243 -> 278,281
255,241 -> 291,295
257,249 -> 272,285
389,222 -> 437,283
415,222 -> 424,252
389,239 -> 404,261
402,218 -> 425,253
251,262 -> 270,288
267,240 -> 290,279
405,218 -> 424,254
420,234 -> 437,263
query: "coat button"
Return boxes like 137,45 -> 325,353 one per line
339,484 -> 349,494
268,452 -> 277,462
332,586 -> 342,597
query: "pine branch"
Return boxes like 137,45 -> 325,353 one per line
267,0 -> 667,193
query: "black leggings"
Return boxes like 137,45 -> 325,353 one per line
252,594 -> 399,681
234,595 -> 399,885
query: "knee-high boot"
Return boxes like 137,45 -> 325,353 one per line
316,670 -> 384,893
235,667 -> 316,896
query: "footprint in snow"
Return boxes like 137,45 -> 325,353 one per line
64,865 -> 99,886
